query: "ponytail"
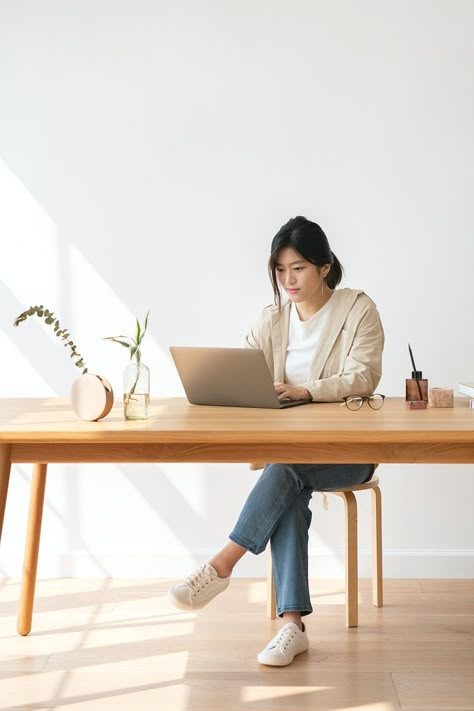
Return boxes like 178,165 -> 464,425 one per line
325,251 -> 343,289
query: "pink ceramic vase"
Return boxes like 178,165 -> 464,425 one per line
70,374 -> 114,421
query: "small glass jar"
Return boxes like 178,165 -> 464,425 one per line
123,361 -> 150,419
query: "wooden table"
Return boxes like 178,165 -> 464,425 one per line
1,396 -> 473,636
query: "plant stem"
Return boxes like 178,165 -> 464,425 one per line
124,350 -> 141,405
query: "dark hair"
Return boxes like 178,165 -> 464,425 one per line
268,216 -> 343,308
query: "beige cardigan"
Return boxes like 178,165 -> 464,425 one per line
245,288 -> 384,402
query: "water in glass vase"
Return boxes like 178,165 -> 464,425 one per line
123,392 -> 150,420
123,361 -> 150,420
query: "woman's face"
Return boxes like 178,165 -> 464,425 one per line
275,247 -> 329,305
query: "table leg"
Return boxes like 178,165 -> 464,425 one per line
17,463 -> 48,636
0,444 -> 12,543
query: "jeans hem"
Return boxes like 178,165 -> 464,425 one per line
278,605 -> 313,618
228,532 -> 264,556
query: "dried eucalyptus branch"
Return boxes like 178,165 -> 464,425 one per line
13,305 -> 88,374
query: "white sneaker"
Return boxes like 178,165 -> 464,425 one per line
168,563 -> 230,610
257,622 -> 309,666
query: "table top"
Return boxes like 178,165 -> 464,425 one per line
1,397 -> 473,446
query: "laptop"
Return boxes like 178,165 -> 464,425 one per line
170,346 -> 312,409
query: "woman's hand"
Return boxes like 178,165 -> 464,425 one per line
274,382 -> 312,402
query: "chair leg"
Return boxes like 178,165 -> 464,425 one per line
371,485 -> 383,607
336,490 -> 358,627
267,542 -> 276,620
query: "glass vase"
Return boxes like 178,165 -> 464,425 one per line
123,361 -> 150,420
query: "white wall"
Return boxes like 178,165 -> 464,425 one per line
1,0 -> 473,579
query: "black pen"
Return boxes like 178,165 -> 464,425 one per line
408,344 -> 424,400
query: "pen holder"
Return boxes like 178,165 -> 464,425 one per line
406,377 -> 428,402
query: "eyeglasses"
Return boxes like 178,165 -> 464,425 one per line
340,394 -> 385,411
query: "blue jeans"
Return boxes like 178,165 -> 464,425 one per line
229,462 -> 375,617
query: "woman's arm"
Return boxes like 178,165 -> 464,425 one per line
304,300 -> 384,402
244,318 -> 262,349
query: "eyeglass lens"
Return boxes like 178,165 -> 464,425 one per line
368,394 -> 384,409
346,397 -> 363,410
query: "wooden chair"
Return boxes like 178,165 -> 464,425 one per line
266,475 -> 383,627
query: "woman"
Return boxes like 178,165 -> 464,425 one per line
169,216 -> 384,666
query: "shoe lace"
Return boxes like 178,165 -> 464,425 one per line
185,565 -> 213,593
274,625 -> 298,652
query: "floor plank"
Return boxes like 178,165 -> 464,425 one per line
392,672 -> 474,710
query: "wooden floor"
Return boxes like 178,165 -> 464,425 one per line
0,577 -> 473,711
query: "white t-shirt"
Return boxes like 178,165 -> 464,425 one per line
284,298 -> 333,386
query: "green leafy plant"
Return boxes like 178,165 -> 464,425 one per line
13,305 -> 88,373
103,311 -> 150,404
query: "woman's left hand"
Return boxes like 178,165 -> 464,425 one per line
274,382 -> 312,402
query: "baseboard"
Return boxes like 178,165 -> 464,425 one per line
1,549 -> 473,578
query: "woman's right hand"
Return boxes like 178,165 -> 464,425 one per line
274,382 -> 312,401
